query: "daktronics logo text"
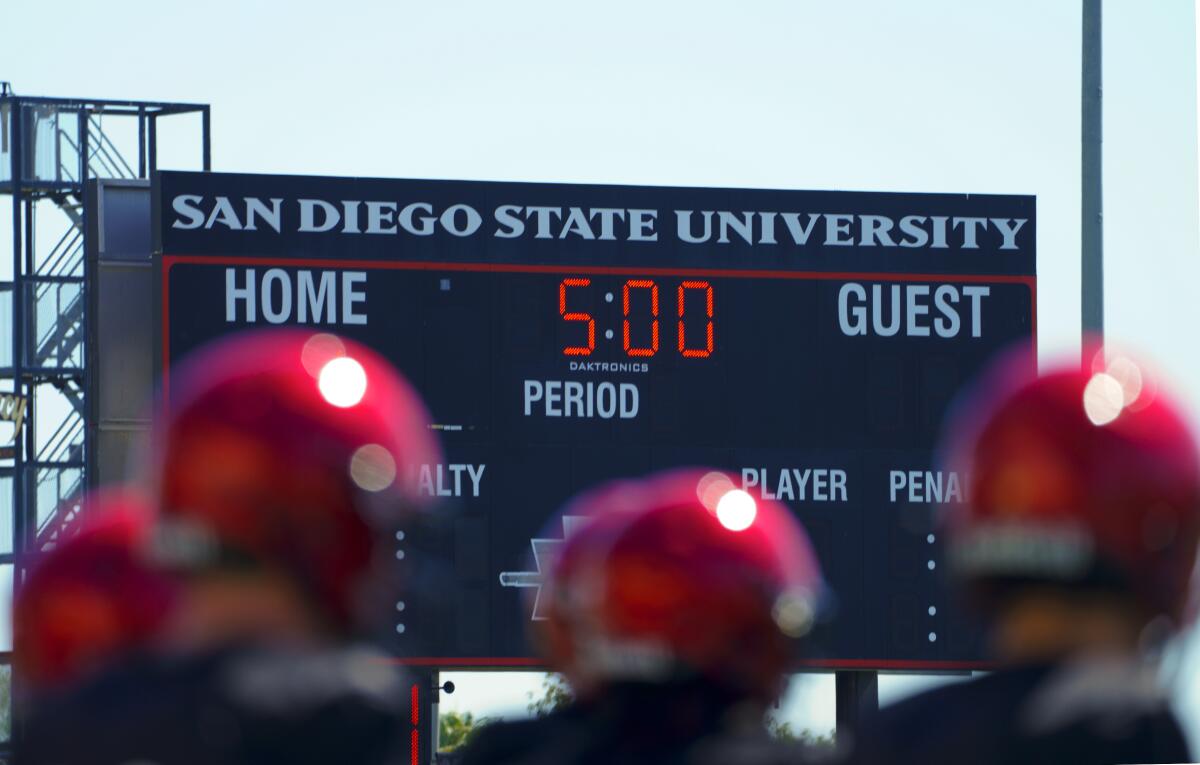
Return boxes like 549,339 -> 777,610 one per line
169,194 -> 1029,252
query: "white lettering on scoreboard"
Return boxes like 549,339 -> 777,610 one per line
171,194 -> 1029,253
838,283 -> 990,338
741,468 -> 849,502
523,380 -> 640,419
412,463 -> 486,498
225,268 -> 367,325
889,470 -> 964,503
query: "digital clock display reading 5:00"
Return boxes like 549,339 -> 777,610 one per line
558,277 -> 715,358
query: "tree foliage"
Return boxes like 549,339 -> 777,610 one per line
439,710 -> 487,751
526,673 -> 573,717
766,717 -> 835,749
0,666 -> 9,743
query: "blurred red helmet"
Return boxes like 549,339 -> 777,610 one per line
537,469 -> 823,702
149,329 -> 440,633
15,489 -> 176,692
941,348 -> 1200,624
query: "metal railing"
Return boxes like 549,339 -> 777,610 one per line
32,283 -> 84,368
35,217 -> 84,278
57,116 -> 136,184
34,464 -> 84,549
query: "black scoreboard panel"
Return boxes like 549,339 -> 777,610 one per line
155,172 -> 1036,669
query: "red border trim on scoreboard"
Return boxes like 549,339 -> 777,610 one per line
160,254 -> 1035,673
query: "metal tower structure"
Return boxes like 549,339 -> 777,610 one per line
0,84 -> 209,744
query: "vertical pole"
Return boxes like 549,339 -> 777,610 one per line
148,115 -> 157,179
21,191 -> 33,523
201,106 -> 212,171
9,99 -> 23,552
22,198 -> 32,288
1082,0 -> 1103,343
53,111 -> 62,184
8,96 -> 23,747
137,108 -> 146,179
80,110 -> 92,491
835,671 -> 878,743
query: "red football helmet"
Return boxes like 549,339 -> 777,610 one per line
536,469 -> 824,703
147,329 -> 440,634
14,489 -> 176,692
941,348 -> 1200,625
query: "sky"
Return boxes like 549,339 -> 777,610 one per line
5,0 -> 1200,746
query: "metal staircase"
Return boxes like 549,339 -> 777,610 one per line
21,120 -> 97,550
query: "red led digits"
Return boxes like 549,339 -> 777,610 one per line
623,279 -> 659,357
678,280 -> 714,358
559,278 -> 595,356
561,276 -> 712,360
410,683 -> 420,765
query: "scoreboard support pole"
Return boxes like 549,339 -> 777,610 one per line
406,667 -> 436,765
834,670 -> 878,741
1081,0 -> 1104,340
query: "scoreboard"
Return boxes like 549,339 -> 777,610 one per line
154,171 -> 1035,669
